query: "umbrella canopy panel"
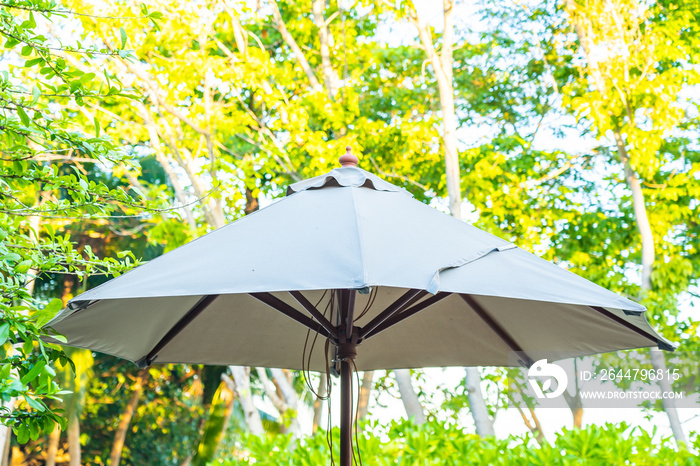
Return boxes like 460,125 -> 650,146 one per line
55,167 -> 643,303
49,287 -> 668,371
48,166 -> 673,371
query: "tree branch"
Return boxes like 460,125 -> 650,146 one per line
269,0 -> 324,92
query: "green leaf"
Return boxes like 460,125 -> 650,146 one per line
3,253 -> 21,262
7,379 -> 25,393
80,72 -> 96,83
24,57 -> 43,67
35,298 -> 63,328
120,27 -> 127,49
24,395 -> 45,412
16,106 -> 30,126
15,260 -> 33,273
15,427 -> 29,445
0,322 -> 10,345
4,37 -> 20,49
31,85 -> 40,105
94,116 -> 100,137
22,338 -> 33,355
49,334 -> 67,344
20,360 -> 46,385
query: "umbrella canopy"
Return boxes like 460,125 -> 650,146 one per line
48,164 -> 673,372
47,155 -> 674,466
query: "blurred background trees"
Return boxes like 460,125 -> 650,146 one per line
1,0 -> 698,463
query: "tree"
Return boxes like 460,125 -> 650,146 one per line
377,0 -> 496,436
78,356 -> 201,465
67,0 -> 449,448
560,0 -> 700,444
0,0 -> 158,446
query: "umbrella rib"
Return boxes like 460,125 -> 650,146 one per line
289,291 -> 339,340
589,306 -> 670,350
138,294 -> 220,368
363,292 -> 451,340
460,294 -> 534,367
358,289 -> 426,340
250,292 -> 332,339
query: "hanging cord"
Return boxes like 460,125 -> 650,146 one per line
298,290 -> 336,462
325,337 -> 336,465
350,287 -> 378,464
326,292 -> 336,465
300,286 -> 379,465
350,358 -> 363,466
354,286 -> 378,322
301,290 -> 332,400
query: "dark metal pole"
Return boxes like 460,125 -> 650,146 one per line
337,288 -> 357,466
340,358 -> 353,466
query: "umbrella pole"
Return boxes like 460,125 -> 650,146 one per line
337,289 -> 357,466
340,358 -> 353,466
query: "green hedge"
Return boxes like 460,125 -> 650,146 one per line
214,421 -> 698,465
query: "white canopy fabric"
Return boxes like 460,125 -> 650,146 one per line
47,166 -> 673,371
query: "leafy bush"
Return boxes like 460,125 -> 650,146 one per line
214,420 -> 699,465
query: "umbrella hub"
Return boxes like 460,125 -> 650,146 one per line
336,325 -> 359,361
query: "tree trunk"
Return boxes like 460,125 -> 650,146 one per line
110,371 -> 146,466
68,412 -> 81,466
613,132 -> 687,446
228,366 -> 264,435
649,349 -> 685,444
192,380 -> 235,466
312,0 -> 341,100
312,376 -> 327,434
356,371 -> 374,423
269,369 -> 301,436
45,425 -> 61,466
515,404 -> 544,445
270,0 -> 323,92
0,402 -> 13,466
464,368 -> 495,436
565,0 -> 684,443
405,0 -> 496,437
1,426 -> 9,466
256,368 -> 300,435
140,106 -> 198,233
394,370 -> 425,424
401,0 -> 488,430
408,0 -> 462,218
563,391 -> 583,429
561,359 -> 583,429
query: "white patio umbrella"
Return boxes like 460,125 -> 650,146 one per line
47,150 -> 673,465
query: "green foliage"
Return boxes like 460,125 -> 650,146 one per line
78,355 -> 202,466
2,0 -> 698,460
467,0 -> 700,415
193,381 -> 234,466
215,420 -> 699,465
0,0 -> 153,442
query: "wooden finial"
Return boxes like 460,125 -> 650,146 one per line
339,146 -> 359,167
